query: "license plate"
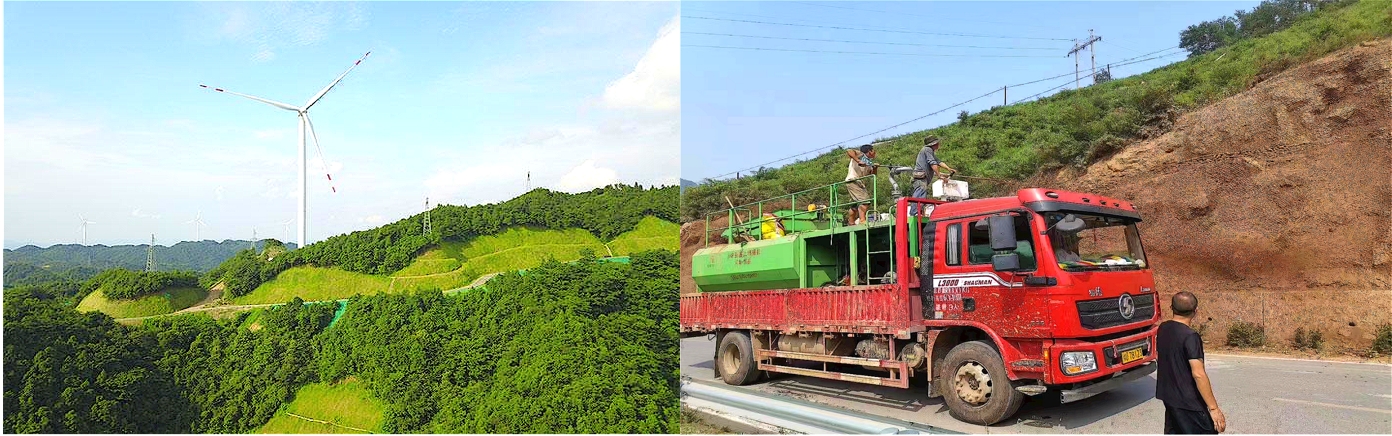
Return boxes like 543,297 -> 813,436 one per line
1121,347 -> 1144,364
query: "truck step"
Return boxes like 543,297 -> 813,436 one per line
755,349 -> 910,389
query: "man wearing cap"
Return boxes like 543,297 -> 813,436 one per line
911,136 -> 956,214
845,144 -> 878,225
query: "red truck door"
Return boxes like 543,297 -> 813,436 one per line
932,214 -> 1050,337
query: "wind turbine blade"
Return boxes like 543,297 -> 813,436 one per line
303,51 -> 371,110
304,115 -> 338,193
199,84 -> 301,111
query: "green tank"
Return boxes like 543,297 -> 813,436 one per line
692,229 -> 849,292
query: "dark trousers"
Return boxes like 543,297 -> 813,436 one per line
1164,404 -> 1217,434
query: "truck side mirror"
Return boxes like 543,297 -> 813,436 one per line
988,215 -> 1017,251
993,253 -> 1021,272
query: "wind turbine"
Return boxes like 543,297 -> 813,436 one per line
199,51 -> 370,249
186,212 -> 208,241
78,217 -> 96,245
280,218 -> 294,243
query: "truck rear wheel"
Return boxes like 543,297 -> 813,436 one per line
718,331 -> 759,385
941,341 -> 1024,426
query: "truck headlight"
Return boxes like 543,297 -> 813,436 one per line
1060,351 -> 1097,376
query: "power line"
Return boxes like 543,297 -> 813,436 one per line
1012,76 -> 1077,104
684,16 -> 1075,41
701,46 -> 1191,180
683,32 -> 1062,50
1100,39 -> 1146,55
1013,51 -> 1188,104
683,44 -> 1060,58
706,87 -> 1003,181
785,1 -> 1060,30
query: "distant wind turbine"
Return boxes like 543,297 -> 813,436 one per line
186,212 -> 208,241
78,216 -> 96,245
199,51 -> 370,249
280,218 -> 294,242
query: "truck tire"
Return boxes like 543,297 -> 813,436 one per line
717,331 -> 759,385
940,341 -> 1024,426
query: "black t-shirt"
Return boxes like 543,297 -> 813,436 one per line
1156,320 -> 1207,411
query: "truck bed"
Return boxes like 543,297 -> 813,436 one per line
679,284 -> 923,337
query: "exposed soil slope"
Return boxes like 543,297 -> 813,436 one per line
1040,39 -> 1392,349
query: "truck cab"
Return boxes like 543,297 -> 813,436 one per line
683,182 -> 1159,426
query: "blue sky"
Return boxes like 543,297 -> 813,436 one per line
682,1 -> 1258,180
5,1 -> 679,248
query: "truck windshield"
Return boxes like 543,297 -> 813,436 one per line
1046,212 -> 1148,272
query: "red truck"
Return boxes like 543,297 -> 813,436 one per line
681,180 -> 1159,425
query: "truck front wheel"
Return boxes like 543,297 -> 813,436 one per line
717,331 -> 759,385
941,341 -> 1024,426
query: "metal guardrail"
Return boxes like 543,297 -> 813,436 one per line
705,175 -> 879,246
680,377 -> 958,434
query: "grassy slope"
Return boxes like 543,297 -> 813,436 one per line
680,0 -> 1392,219
75,286 -> 207,319
609,216 -> 681,255
233,219 -> 678,304
256,378 -> 385,434
388,227 -> 609,293
234,267 -> 391,305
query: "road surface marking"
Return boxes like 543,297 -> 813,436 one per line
1273,398 -> 1392,414
1209,352 -> 1392,367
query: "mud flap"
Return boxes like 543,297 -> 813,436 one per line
712,331 -> 725,380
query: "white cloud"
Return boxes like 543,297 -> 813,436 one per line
420,116 -> 676,206
555,160 -> 620,193
201,2 -> 368,63
601,16 -> 679,111
131,208 -> 162,219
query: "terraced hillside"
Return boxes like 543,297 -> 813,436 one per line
231,218 -> 678,305
76,286 -> 207,319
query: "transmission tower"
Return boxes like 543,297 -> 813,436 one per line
251,228 -> 258,251
1068,30 -> 1102,89
146,234 -> 156,272
526,171 -> 531,192
423,197 -> 432,235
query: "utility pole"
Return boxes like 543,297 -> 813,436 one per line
1003,86 -> 1008,106
526,171 -> 531,192
1089,29 -> 1098,78
423,197 -> 432,236
1068,31 -> 1102,89
146,234 -> 156,272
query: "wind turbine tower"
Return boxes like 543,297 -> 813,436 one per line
199,51 -> 370,249
186,212 -> 208,241
79,217 -> 96,245
280,218 -> 294,244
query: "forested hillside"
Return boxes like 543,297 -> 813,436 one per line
4,239 -> 292,287
317,250 -> 678,432
206,184 -> 678,298
3,251 -> 677,433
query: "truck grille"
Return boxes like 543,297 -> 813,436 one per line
1077,294 -> 1154,330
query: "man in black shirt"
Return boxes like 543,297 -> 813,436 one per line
1156,291 -> 1226,434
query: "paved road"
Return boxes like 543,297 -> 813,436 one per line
682,337 -> 1392,434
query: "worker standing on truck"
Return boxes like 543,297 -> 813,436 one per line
1156,291 -> 1226,434
910,136 -> 955,214
845,144 -> 877,225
